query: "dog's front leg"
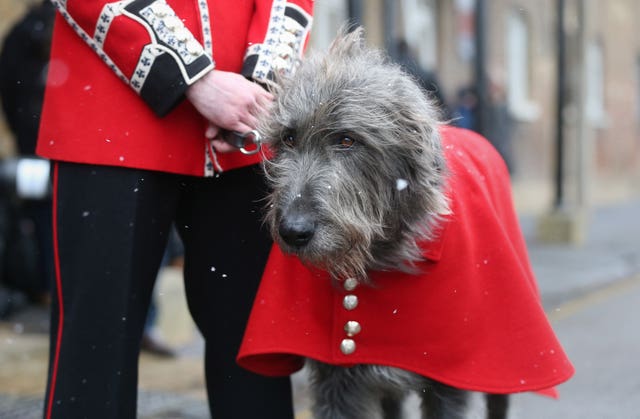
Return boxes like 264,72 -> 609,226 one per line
308,361 -> 387,419
381,394 -> 404,419
485,393 -> 509,419
419,380 -> 469,419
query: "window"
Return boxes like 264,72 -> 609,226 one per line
636,56 -> 640,125
308,0 -> 349,49
585,40 -> 607,126
400,0 -> 439,70
506,9 -> 540,121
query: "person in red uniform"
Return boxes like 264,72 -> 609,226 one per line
37,1 -> 313,418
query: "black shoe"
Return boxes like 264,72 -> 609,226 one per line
141,329 -> 177,358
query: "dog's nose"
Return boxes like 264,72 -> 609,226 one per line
279,213 -> 315,248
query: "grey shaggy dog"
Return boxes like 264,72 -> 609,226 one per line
260,28 -> 509,419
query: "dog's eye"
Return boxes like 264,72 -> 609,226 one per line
282,134 -> 295,147
336,136 -> 355,149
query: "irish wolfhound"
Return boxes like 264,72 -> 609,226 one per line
243,27 -> 572,419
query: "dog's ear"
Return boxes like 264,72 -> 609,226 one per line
328,24 -> 366,58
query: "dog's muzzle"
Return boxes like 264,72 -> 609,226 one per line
278,206 -> 316,248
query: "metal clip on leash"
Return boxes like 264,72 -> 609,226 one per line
221,130 -> 263,155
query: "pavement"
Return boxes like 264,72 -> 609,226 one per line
1,197 -> 639,419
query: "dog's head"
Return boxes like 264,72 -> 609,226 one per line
261,27 -> 449,282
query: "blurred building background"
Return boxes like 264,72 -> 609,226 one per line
1,0 -> 639,231
309,0 -> 640,233
1,3 -> 639,417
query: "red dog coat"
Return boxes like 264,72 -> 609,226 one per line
238,126 -> 574,396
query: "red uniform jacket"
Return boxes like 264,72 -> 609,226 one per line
238,127 -> 574,396
37,0 -> 313,176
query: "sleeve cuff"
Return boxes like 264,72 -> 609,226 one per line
242,2 -> 313,85
138,52 -> 195,117
123,0 -> 214,116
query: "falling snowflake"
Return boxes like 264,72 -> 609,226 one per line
396,179 -> 409,191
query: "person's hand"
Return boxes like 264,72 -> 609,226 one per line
204,124 -> 240,154
186,70 -> 272,152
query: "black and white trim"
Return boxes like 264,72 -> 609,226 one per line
51,0 -> 214,116
130,44 -> 163,92
197,0 -> 213,56
94,2 -> 129,48
123,1 -> 214,115
242,1 -> 313,84
50,0 -> 130,84
137,2 -> 205,66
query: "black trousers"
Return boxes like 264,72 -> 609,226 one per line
44,162 -> 292,419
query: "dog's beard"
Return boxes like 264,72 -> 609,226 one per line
271,214 -> 374,283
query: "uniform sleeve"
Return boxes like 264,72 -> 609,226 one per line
241,0 -> 314,85
50,0 -> 214,117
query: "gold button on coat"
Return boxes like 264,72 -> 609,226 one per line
343,277 -> 358,291
344,321 -> 361,337
343,295 -> 358,310
340,339 -> 356,355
